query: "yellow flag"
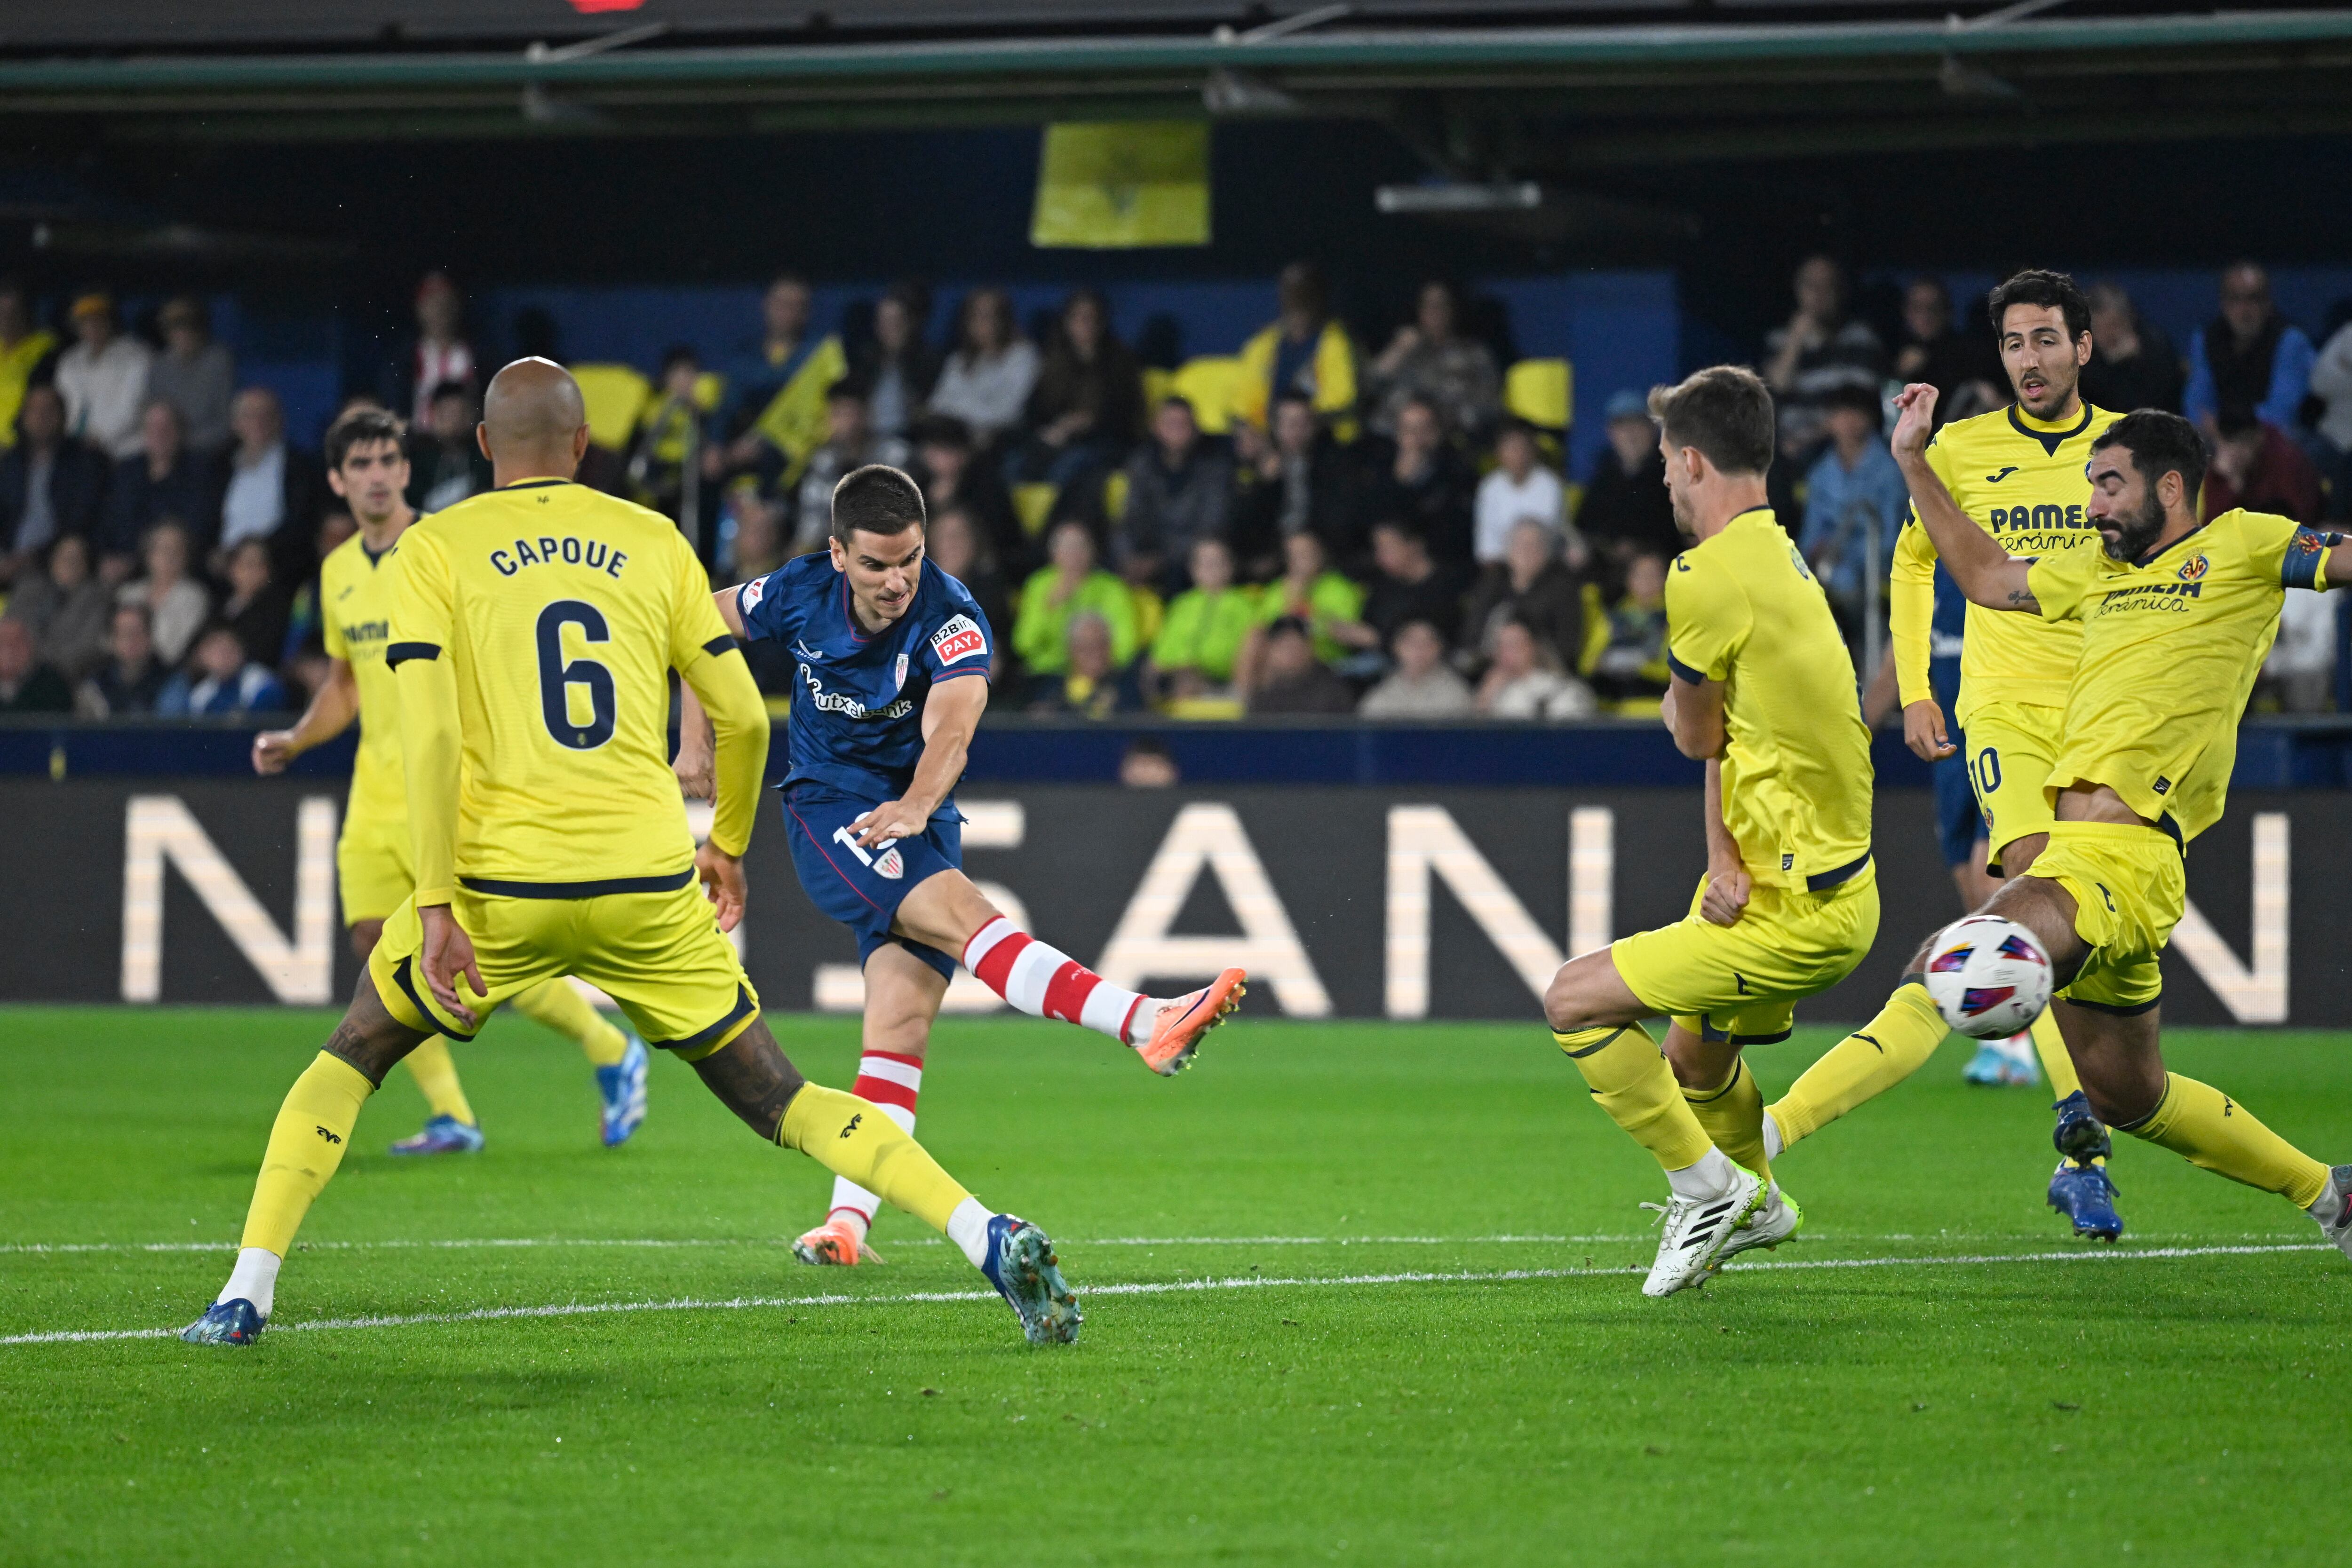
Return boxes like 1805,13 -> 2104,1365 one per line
1031,122 -> 1211,249
752,334 -> 849,481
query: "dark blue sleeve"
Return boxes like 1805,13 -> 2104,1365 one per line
734,567 -> 792,643
2281,526 -> 2344,591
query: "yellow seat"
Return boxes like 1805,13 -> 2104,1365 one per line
1165,694 -> 1245,721
1170,356 -> 1246,435
1576,582 -> 1610,677
1102,468 -> 1131,523
1129,586 -> 1165,649
572,364 -> 652,451
1012,482 -> 1060,538
1505,358 -> 1573,431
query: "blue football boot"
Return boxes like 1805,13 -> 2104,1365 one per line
2047,1091 -> 2123,1241
596,1035 -> 649,1148
389,1114 -> 485,1156
180,1299 -> 266,1346
979,1214 -> 1081,1346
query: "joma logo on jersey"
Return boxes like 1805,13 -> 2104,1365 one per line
799,665 -> 913,721
340,618 -> 387,644
930,614 -> 986,665
1986,503 -> 2086,533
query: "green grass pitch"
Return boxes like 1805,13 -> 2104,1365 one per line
2,1005 -> 2346,1566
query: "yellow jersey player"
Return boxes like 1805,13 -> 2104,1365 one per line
254,407 -> 650,1155
1542,366 -> 1878,1298
184,360 -> 1081,1348
1764,269 -> 2132,1242
1869,388 -> 2352,1265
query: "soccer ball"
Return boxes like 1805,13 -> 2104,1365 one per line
1922,916 -> 2053,1038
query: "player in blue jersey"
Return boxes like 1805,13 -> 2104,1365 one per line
678,465 -> 1247,1266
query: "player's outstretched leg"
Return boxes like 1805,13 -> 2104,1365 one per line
387,1034 -> 485,1156
507,979 -> 647,1147
798,944 -> 944,1267
691,1018 -> 1080,1343
896,871 -> 1244,1077
1762,978 -> 1947,1161
183,978 -> 431,1345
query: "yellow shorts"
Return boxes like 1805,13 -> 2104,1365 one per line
336,814 -> 413,927
1611,863 -> 1880,1044
369,878 -> 759,1060
2031,821 -> 2185,1014
1956,699 -> 2062,872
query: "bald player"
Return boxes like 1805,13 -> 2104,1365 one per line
183,359 -> 1082,1349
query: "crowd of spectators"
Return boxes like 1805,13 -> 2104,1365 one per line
6,253 -> 2352,729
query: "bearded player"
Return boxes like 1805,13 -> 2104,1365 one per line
677,464 -> 1246,1267
255,407 -> 650,1154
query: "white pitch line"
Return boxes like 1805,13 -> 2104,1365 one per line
0,1242 -> 2328,1348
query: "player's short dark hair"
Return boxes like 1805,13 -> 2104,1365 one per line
1647,365 -> 1774,477
325,407 -> 407,471
831,463 -> 927,545
2092,409 -> 2209,504
1987,269 -> 2091,342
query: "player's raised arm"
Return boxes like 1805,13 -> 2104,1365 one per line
1890,384 -> 2037,614
252,657 -> 358,774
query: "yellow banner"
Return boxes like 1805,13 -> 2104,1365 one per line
1031,121 -> 1211,249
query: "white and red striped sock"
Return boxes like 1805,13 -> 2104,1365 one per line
962,917 -> 1151,1047
826,1049 -> 923,1233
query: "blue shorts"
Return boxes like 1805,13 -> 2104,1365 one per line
780,784 -> 965,980
1931,726 -> 1986,870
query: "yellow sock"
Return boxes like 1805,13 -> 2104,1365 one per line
400,1035 -> 475,1125
2120,1073 -> 2331,1209
1765,982 -> 1947,1154
1556,1023 -> 1715,1173
1686,1059 -> 1771,1182
779,1084 -> 972,1234
510,979 -> 629,1068
2029,1008 -> 2082,1100
238,1052 -> 374,1256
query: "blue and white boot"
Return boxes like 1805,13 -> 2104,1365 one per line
979,1214 -> 1081,1345
1963,1032 -> 2040,1086
597,1035 -> 650,1148
180,1299 -> 266,1346
389,1114 -> 485,1156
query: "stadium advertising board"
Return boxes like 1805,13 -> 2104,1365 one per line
0,781 -> 2328,1028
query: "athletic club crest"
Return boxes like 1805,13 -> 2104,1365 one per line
893,652 -> 909,693
874,845 -> 906,880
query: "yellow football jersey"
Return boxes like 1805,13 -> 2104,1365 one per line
320,530 -> 410,831
2031,507 -> 2333,842
387,479 -> 751,901
1890,402 -> 2118,720
1666,506 -> 1874,889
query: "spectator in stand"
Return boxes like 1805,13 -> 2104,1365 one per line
1014,519 -> 1137,678
2202,403 -> 2322,524
1148,537 -> 1259,701
1799,382 -> 1910,643
409,380 -> 491,513
276,507 -> 358,668
1118,736 -> 1181,787
1237,261 -> 1358,435
1232,393 -> 1359,575
1366,278 -> 1501,442
1576,389 -> 1679,588
147,296 -> 235,455
925,503 -> 1012,677
215,387 -> 320,577
2307,309 -> 2352,521
218,538 -> 292,669
1476,617 -> 1594,721
0,614 -> 71,713
55,292 -> 152,462
2185,262 -> 2315,438
1361,396 -> 1476,568
1019,288 -> 1144,486
116,519 -> 209,665
707,273 -> 837,489
1891,276 -> 1999,408
1359,618 -> 1476,720
851,282 -> 941,442
911,414 -> 1020,570
2260,590 -> 2337,713
1,384 -> 108,586
624,346 -> 706,523
788,379 -> 910,555
401,270 -> 477,429
1242,531 -> 1368,684
1025,610 -> 1144,718
0,278 -> 58,451
1584,551 -> 1672,705
1473,417 -> 1573,567
1115,396 -> 1232,593
1462,519 -> 1583,673
2082,281 -> 2185,415
928,287 -> 1039,451
1248,615 -> 1355,716
158,622 -> 287,718
10,533 -> 111,680
1761,254 -> 1883,463
1359,518 -> 1469,651
103,401 -> 219,565
77,602 -> 169,718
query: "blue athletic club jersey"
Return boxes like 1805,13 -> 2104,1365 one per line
733,551 -> 994,801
